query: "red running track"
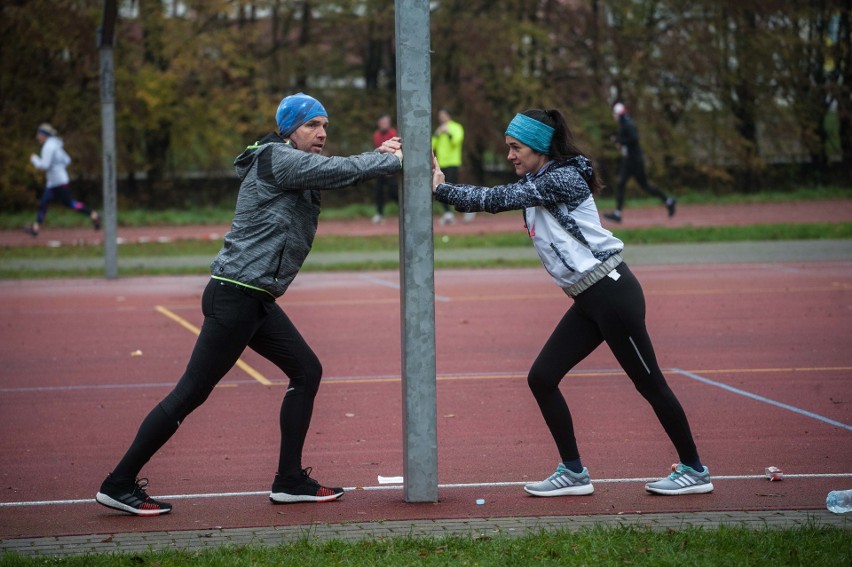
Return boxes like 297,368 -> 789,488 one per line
0,261 -> 851,538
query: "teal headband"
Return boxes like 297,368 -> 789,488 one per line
504,113 -> 554,154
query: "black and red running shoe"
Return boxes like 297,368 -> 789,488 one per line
269,467 -> 344,503
96,476 -> 172,516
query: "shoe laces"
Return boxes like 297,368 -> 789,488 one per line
300,467 -> 321,488
667,463 -> 690,481
549,464 -> 570,480
132,478 -> 152,498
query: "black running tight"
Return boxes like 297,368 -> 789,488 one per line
37,184 -> 92,224
527,263 -> 700,466
110,279 -> 322,485
614,158 -> 668,211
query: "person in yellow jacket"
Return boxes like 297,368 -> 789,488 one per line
432,109 -> 472,224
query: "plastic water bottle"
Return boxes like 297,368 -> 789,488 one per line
826,489 -> 852,514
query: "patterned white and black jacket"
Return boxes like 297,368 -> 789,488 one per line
435,156 -> 624,296
211,132 -> 402,298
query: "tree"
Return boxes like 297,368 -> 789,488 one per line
2,0 -> 848,213
0,0 -> 102,210
837,2 -> 852,170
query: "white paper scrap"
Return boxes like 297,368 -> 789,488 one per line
377,475 -> 404,484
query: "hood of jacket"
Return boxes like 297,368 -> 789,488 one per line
234,131 -> 285,180
210,132 -> 321,298
551,155 -> 593,185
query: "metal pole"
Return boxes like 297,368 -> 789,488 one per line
99,1 -> 118,279
395,0 -> 437,502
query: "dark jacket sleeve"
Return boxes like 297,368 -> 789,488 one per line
435,165 -> 591,214
260,145 -> 401,192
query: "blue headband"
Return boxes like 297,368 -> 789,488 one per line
504,113 -> 554,154
275,93 -> 328,137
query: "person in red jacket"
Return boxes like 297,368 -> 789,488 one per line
371,114 -> 400,224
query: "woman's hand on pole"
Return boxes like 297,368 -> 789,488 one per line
431,154 -> 445,193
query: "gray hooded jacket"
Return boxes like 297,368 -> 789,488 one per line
211,133 -> 401,297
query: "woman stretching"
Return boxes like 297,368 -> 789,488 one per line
431,108 -> 713,497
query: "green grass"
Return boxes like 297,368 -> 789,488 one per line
612,222 -> 852,244
1,524 -> 848,566
3,223 -> 851,261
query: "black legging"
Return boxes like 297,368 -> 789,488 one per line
374,174 -> 398,216
110,279 -> 322,485
614,156 -> 668,211
527,263 -> 700,467
36,184 -> 92,224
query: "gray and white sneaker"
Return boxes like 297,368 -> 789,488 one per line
645,463 -> 714,495
524,464 -> 594,497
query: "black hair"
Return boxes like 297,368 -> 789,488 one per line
520,109 -> 602,195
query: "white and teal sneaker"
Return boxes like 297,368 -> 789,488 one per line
645,463 -> 714,495
524,464 -> 594,497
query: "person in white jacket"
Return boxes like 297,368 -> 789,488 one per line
28,123 -> 99,236
432,108 -> 713,498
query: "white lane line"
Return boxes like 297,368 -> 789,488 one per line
3,366 -> 849,393
3,473 -> 851,508
673,368 -> 852,431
